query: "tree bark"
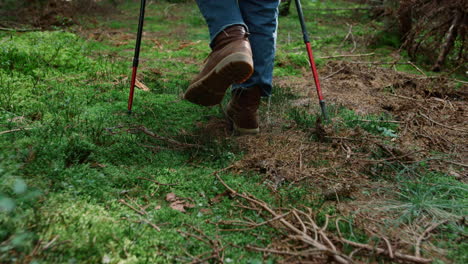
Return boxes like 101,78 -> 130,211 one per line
398,0 -> 413,41
432,10 -> 463,72
279,0 -> 292,17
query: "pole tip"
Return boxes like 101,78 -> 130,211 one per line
319,100 -> 328,121
127,110 -> 132,115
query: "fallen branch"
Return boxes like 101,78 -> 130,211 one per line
340,23 -> 357,52
319,53 -> 374,59
214,169 -> 351,264
354,119 -> 404,124
338,237 -> 432,263
415,220 -> 448,257
0,127 -> 32,135
118,199 -> 146,215
131,126 -> 203,149
214,168 -> 434,263
349,61 -> 409,65
445,161 -> 468,168
356,150 -> 421,163
334,218 -> 432,263
419,112 -> 468,133
0,27 -> 41,32
407,61 -> 427,76
121,217 -> 161,231
137,177 -> 178,186
178,225 -> 225,264
142,219 -> 161,232
246,245 -> 320,257
323,67 -> 345,80
219,211 -> 291,232
388,93 -> 419,101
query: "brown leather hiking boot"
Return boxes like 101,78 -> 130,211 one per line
184,26 -> 254,106
226,86 -> 261,135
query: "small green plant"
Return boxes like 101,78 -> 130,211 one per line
389,171 -> 467,223
288,105 -> 399,137
288,107 -> 318,129
339,108 -> 398,137
0,157 -> 42,263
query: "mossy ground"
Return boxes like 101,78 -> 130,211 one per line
1,0 -> 466,263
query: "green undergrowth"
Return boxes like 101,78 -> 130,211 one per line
373,161 -> 467,262
289,105 -> 399,138
0,29 -> 284,263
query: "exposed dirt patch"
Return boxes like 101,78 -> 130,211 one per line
1,0 -> 118,29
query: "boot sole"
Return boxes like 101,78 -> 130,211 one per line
184,52 -> 254,106
233,123 -> 260,135
225,106 -> 260,135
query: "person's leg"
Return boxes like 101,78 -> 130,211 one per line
232,0 -> 280,97
195,0 -> 245,47
185,0 -> 254,106
226,0 -> 279,135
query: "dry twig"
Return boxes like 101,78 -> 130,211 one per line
319,53 -> 374,59
214,169 -> 351,264
131,126 -> 203,149
419,112 -> 468,133
178,225 -> 225,264
118,199 -> 146,215
415,220 -> 448,257
0,127 -> 32,135
137,177 -> 178,186
214,168 -> 434,264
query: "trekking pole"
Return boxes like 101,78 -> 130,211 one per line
294,0 -> 328,120
127,0 -> 147,114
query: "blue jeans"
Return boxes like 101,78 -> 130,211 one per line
196,0 -> 280,97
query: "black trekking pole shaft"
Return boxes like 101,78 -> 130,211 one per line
127,0 -> 147,114
295,0 -> 309,43
294,0 -> 328,120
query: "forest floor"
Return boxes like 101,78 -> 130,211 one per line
1,0 -> 467,263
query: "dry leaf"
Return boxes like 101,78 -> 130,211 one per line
210,190 -> 230,204
90,162 -> 106,168
114,41 -> 129,47
165,193 -> 195,213
177,40 -> 200,50
112,75 -> 128,85
135,79 -> 150,91
170,201 -> 186,212
149,68 -> 162,76
165,192 -> 177,202
199,208 -> 213,215
152,39 -> 163,49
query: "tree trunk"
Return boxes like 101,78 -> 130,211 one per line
279,0 -> 292,17
398,0 -> 413,41
432,10 -> 462,72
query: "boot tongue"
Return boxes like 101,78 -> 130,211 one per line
212,25 -> 249,52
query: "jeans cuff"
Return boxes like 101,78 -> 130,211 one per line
231,85 -> 271,97
210,23 -> 249,49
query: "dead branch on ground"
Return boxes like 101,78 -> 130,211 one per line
128,126 -> 204,149
213,169 -> 433,263
178,225 -> 225,264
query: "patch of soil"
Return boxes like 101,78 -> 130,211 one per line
1,0 -> 118,29
278,61 -> 467,154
